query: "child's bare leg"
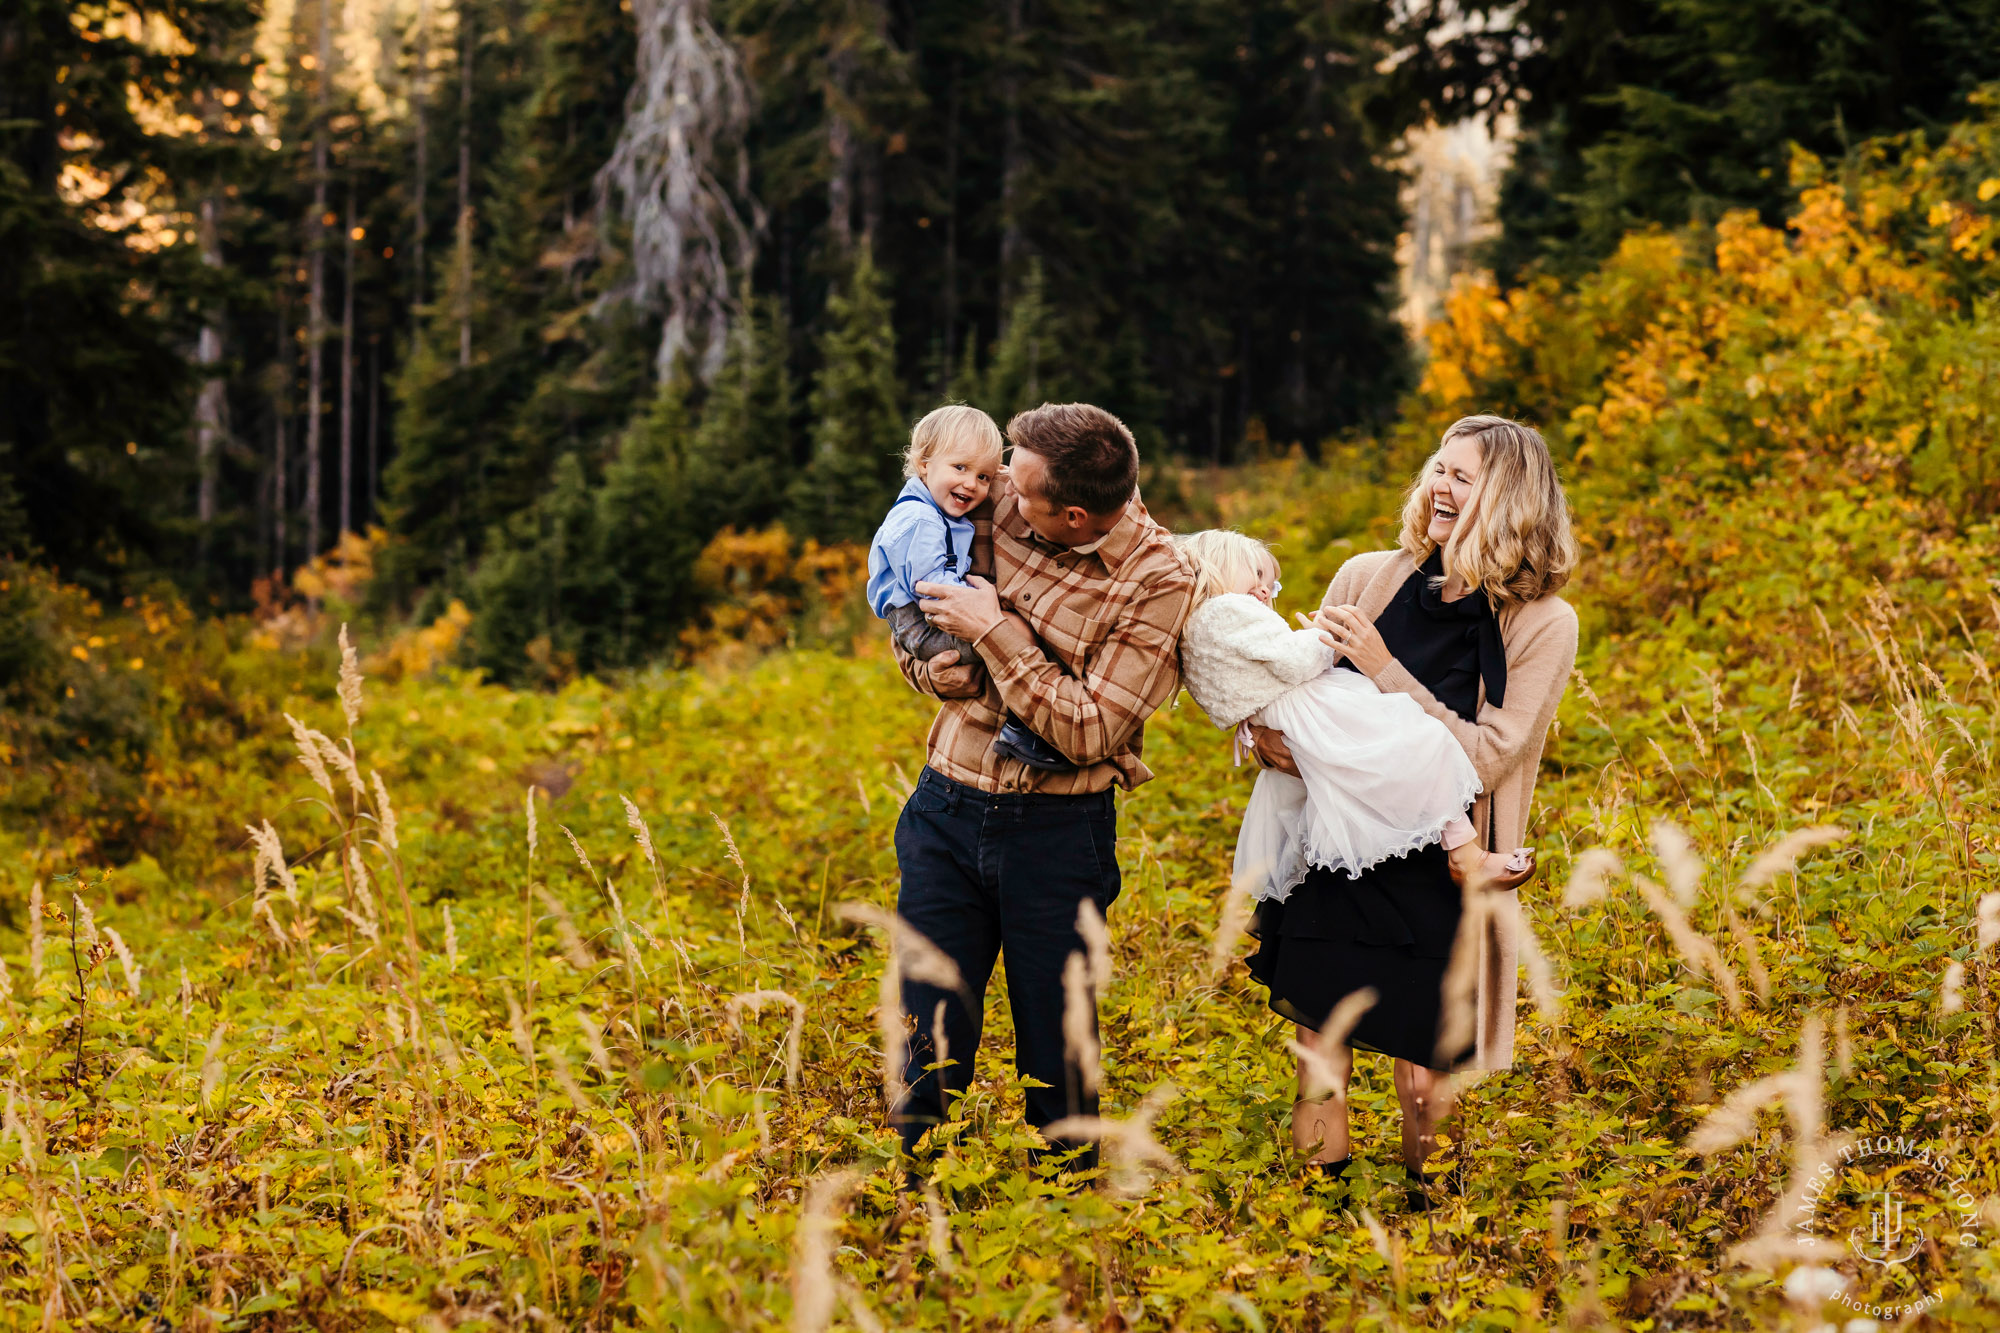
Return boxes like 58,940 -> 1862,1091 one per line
1292,1025 -> 1352,1164
1393,1058 -> 1453,1172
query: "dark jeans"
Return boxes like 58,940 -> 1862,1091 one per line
892,766 -> 1121,1165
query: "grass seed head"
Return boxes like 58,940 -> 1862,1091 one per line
283,713 -> 334,795
1061,951 -> 1101,1095
1562,848 -> 1622,907
834,902 -> 966,1109
712,813 -> 751,913
247,820 -> 300,906
1435,889 -> 1490,1063
1649,819 -> 1704,907
1076,897 -> 1113,990
442,903 -> 459,971
621,795 -> 658,870
1045,1083 -> 1179,1197
525,786 -> 539,861
791,1171 -> 860,1333
1207,862 -> 1261,981
1977,892 -> 2000,950
337,623 -> 364,731
576,1009 -> 615,1077
1289,986 -> 1377,1101
103,927 -> 141,995
922,1185 -> 954,1273
371,771 -> 399,850
1516,913 -> 1564,1022
533,886 -> 596,969
73,894 -> 100,948
1740,825 -> 1849,891
1635,876 -> 1742,1014
1941,960 -> 1966,1014
725,989 -> 807,1089
559,824 -> 597,886
199,1025 -> 227,1106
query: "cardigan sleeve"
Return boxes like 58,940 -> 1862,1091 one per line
1369,598 -> 1578,792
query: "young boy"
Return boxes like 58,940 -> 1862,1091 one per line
866,405 -> 1073,771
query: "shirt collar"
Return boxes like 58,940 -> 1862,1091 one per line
997,482 -> 1150,568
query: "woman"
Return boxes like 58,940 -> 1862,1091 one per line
1247,414 -> 1579,1207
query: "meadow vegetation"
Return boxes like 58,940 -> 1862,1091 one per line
5,121 -> 2000,1329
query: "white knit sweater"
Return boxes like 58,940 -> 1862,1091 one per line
1178,592 -> 1333,729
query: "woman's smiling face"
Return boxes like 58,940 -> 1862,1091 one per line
1427,432 -> 1484,545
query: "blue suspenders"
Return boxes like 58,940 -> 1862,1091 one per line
893,493 -> 959,573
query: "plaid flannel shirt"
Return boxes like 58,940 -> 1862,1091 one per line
893,477 -> 1195,794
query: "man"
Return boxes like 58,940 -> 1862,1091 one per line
890,402 -> 1195,1170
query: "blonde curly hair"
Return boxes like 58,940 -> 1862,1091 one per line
1398,415 -> 1578,608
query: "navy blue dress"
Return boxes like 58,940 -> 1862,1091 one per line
1244,551 -> 1505,1070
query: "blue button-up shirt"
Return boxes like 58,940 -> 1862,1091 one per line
867,478 -> 976,617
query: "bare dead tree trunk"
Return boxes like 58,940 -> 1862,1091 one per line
340,180 -> 356,537
942,61 -> 959,382
826,48 -> 854,256
194,190 -> 227,531
457,11 -> 473,368
273,295 -> 290,580
366,333 -> 380,525
305,0 -> 332,562
999,0 -> 1025,296
857,1 -> 885,247
412,0 -> 429,313
594,0 -> 757,379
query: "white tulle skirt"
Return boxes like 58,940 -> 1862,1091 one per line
1232,666 -> 1482,902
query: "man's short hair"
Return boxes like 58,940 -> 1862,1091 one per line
1005,403 -> 1139,517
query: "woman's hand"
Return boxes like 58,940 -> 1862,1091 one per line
1314,603 -> 1392,677
1247,724 -> 1300,777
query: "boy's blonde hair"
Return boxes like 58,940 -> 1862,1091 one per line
1174,529 -> 1276,607
904,404 -> 1004,479
1397,415 -> 1577,608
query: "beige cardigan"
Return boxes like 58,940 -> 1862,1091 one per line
1322,548 -> 1578,1069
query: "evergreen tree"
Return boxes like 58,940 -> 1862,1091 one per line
0,0 -> 260,590
469,451 -> 611,681
380,0 -> 645,604
597,379 -> 705,663
788,249 -> 904,543
685,294 -> 798,532
980,260 -> 1071,423
1392,0 -> 2000,277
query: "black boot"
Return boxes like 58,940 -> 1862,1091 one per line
993,717 -> 1075,772
1403,1161 -> 1463,1213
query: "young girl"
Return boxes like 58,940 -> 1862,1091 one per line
1174,529 -> 1533,897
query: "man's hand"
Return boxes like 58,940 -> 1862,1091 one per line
923,649 -> 983,699
1247,724 -> 1300,777
916,575 -> 1007,643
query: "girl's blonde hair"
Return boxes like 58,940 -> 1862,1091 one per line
904,404 -> 1004,479
1174,529 -> 1277,607
1398,415 -> 1578,608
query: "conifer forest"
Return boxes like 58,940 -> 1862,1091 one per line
8,0 -> 2000,1328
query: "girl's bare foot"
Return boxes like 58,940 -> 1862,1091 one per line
1447,842 -> 1536,891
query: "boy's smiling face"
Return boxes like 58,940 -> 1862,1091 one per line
921,445 -> 998,517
